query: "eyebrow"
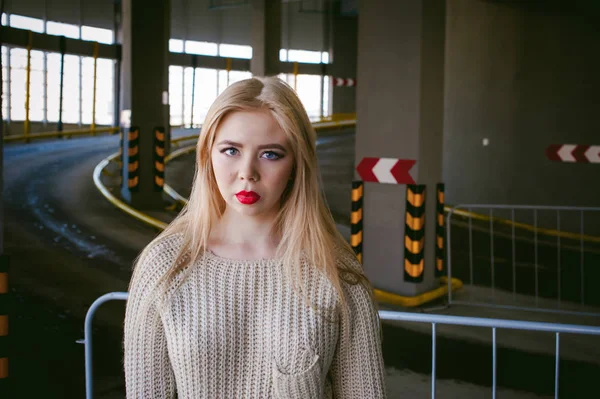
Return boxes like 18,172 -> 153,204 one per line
216,140 -> 287,152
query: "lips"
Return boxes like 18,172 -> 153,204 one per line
235,190 -> 261,205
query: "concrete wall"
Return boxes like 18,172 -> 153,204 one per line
330,3 -> 357,114
443,0 -> 600,207
6,0 -> 114,29
7,0 -> 330,51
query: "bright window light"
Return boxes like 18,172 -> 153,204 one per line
62,54 -> 81,124
47,21 -> 80,39
169,66 -> 184,126
287,49 -> 321,64
321,52 -> 329,64
276,73 -> 324,119
279,49 -> 287,62
185,40 -> 218,56
170,39 -> 184,53
322,75 -> 330,117
47,53 -> 61,122
192,68 -> 218,124
10,14 -> 44,33
219,43 -> 252,59
218,70 -> 252,95
183,67 -> 194,126
2,13 -> 7,26
28,51 -> 45,122
81,26 -> 113,44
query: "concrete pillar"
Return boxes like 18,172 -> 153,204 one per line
0,29 -> 7,396
119,0 -> 170,208
355,0 -> 445,295
250,0 -> 281,77
328,3 -> 357,115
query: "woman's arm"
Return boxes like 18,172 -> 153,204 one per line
329,274 -> 387,398
123,249 -> 176,398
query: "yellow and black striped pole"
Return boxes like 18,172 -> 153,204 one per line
0,255 -> 9,392
127,127 -> 140,191
153,127 -> 166,191
351,181 -> 364,263
435,183 -> 445,277
404,184 -> 426,282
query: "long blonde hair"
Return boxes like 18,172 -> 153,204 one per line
132,76 -> 372,322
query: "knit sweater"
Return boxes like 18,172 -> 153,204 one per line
123,235 -> 387,398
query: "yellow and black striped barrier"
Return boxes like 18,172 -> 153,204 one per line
351,181 -> 364,263
0,255 -> 9,391
435,183 -> 445,277
404,184 -> 426,283
127,127 -> 140,191
154,127 -> 166,191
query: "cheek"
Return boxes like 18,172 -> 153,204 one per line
211,154 -> 233,182
269,160 -> 294,190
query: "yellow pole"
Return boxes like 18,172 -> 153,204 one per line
24,31 -> 33,143
91,42 -> 99,136
293,62 -> 298,91
226,58 -> 232,87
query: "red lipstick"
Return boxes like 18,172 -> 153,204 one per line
235,191 -> 261,205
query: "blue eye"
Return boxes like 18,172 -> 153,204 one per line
222,147 -> 239,156
261,151 -> 282,160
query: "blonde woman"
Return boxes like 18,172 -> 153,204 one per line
123,76 -> 386,398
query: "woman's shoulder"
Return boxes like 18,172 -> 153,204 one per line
333,245 -> 364,273
143,233 -> 185,261
132,233 -> 185,284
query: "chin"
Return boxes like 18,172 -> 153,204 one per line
229,201 -> 276,218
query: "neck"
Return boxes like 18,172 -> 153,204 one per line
212,208 -> 280,249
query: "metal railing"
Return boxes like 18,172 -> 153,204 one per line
446,205 -> 600,317
379,310 -> 600,399
77,292 -> 129,399
81,292 -> 600,399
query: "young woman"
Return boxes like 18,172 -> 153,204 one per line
123,76 -> 386,398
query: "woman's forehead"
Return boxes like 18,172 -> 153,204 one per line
215,110 -> 289,146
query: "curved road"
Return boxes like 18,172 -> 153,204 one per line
5,136 -> 157,397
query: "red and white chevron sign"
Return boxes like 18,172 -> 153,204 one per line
333,77 -> 356,87
546,144 -> 600,163
356,157 -> 416,184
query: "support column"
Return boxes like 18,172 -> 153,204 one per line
355,0 -> 445,296
0,22 -> 8,398
328,3 -> 357,115
119,0 -> 170,208
251,0 -> 281,77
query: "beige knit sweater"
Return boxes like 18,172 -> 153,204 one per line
123,235 -> 386,398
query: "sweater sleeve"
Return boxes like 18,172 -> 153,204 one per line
123,247 -> 177,399
329,266 -> 387,398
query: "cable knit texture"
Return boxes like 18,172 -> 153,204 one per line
124,234 -> 386,398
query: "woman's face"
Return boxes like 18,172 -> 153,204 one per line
211,110 -> 295,220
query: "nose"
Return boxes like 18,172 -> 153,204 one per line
239,156 -> 259,182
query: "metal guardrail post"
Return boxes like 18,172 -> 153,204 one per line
77,292 -> 128,399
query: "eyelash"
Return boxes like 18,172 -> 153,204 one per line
221,147 -> 283,160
